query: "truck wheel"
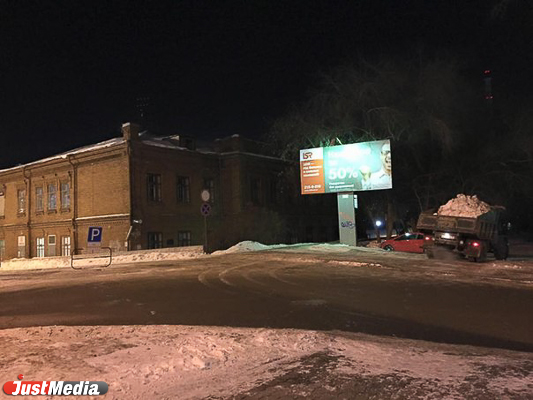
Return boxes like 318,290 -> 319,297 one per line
383,245 -> 394,251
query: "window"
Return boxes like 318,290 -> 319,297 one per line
47,235 -> 56,256
36,237 -> 45,257
204,178 -> 215,203
0,240 -> 5,260
250,178 -> 261,205
60,182 -> 70,210
35,186 -> 43,212
177,176 -> 190,203
147,232 -> 163,249
17,189 -> 26,214
178,231 -> 191,247
61,236 -> 71,256
0,191 -> 5,217
147,174 -> 162,202
47,183 -> 57,210
398,233 -> 420,241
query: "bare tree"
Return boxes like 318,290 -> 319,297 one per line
269,54 -> 481,238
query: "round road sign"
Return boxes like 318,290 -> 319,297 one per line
201,202 -> 211,216
201,190 -> 210,202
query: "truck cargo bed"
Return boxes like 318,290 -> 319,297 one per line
417,213 -> 477,234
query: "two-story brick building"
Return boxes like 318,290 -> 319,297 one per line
0,123 -> 337,260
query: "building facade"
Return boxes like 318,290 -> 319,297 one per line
0,123 -> 337,260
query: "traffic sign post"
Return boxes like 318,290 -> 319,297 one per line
201,202 -> 211,253
201,190 -> 211,202
200,202 -> 211,216
87,227 -> 103,252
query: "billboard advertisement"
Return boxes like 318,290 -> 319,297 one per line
300,140 -> 392,195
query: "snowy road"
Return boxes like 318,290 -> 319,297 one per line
1,246 -> 532,350
1,245 -> 533,399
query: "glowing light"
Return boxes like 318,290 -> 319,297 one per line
375,220 -> 382,227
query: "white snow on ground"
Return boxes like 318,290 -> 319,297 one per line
0,325 -> 531,400
0,246 -> 204,271
2,241 -> 533,398
2,240 -> 532,273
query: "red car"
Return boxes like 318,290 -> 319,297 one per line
379,232 -> 428,253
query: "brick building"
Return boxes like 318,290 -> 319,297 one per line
0,123 -> 337,260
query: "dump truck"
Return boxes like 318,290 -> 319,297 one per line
416,195 -> 509,262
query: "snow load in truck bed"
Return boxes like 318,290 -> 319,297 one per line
437,194 -> 492,218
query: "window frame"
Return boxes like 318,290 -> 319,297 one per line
176,176 -> 190,203
204,178 -> 215,203
177,231 -> 191,247
47,183 -> 57,211
0,189 -> 5,218
36,237 -> 45,258
61,236 -> 71,256
147,173 -> 162,202
60,181 -> 70,210
35,186 -> 44,213
147,232 -> 163,249
17,188 -> 26,214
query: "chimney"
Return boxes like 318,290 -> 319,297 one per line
122,122 -> 141,141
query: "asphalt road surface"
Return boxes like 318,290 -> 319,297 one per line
1,249 -> 532,352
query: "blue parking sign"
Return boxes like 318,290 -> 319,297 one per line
88,227 -> 103,243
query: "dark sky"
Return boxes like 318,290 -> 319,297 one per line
1,0 -> 531,167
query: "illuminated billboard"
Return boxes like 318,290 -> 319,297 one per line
300,140 -> 392,195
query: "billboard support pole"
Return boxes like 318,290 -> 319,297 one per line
337,192 -> 357,246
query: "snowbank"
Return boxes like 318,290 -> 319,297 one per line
0,246 -> 204,271
212,241 -> 359,255
213,240 -> 272,254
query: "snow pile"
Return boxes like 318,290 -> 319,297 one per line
0,246 -> 204,271
215,241 -> 272,254
213,241 -> 360,255
438,194 -> 492,217
303,244 -> 353,252
365,240 -> 382,248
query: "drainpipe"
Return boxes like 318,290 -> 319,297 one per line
22,167 -> 31,258
123,124 -> 138,251
67,155 -> 78,254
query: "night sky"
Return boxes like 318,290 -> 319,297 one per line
1,0 -> 531,168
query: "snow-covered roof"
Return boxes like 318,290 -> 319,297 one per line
217,151 -> 286,162
0,129 -> 280,175
0,137 -> 124,174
